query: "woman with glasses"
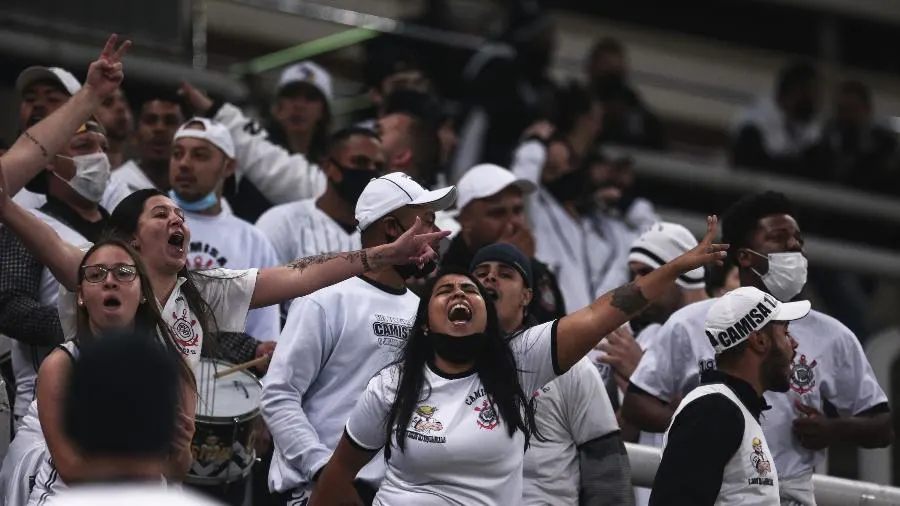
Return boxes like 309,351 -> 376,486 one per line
1,238 -> 197,505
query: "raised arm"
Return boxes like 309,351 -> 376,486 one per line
36,350 -> 87,483
0,34 -> 129,197
250,217 -> 449,308
0,167 -> 86,291
555,216 -> 727,372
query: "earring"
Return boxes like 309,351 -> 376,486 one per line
140,297 -> 147,304
77,300 -> 84,306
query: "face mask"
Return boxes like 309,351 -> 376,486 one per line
168,190 -> 217,212
387,219 -> 441,280
545,169 -> 584,204
747,250 -> 808,301
430,331 -> 486,364
333,167 -> 375,206
54,153 -> 110,203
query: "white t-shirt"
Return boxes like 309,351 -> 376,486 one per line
43,484 -> 224,506
630,298 -> 887,500
10,210 -> 89,420
183,210 -> 280,341
262,276 -> 419,493
523,357 -> 619,506
57,268 -> 258,372
255,199 -> 361,266
345,321 -> 559,506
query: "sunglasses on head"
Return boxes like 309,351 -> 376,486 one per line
82,264 -> 138,284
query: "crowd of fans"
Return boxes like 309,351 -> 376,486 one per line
0,1 -> 895,503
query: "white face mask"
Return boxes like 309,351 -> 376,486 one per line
54,152 -> 111,203
747,250 -> 808,302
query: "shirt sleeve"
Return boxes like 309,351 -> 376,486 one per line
0,231 -> 64,346
560,358 -> 620,444
822,323 -> 889,416
630,317 -> 683,403
345,367 -> 397,451
213,103 -> 327,204
511,320 -> 560,395
261,296 -> 336,481
649,394 -> 743,506
192,268 -> 259,333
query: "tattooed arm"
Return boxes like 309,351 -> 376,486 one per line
249,217 -> 449,308
554,216 -> 727,373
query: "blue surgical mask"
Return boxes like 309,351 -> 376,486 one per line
168,190 -> 217,212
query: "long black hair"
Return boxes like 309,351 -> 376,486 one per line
75,238 -> 195,389
384,267 -> 539,458
104,188 -> 219,356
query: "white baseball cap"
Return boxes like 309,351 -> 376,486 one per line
455,164 -> 536,211
629,222 -> 705,290
277,62 -> 333,103
705,286 -> 810,355
173,117 -> 235,159
16,66 -> 82,96
355,172 -> 457,231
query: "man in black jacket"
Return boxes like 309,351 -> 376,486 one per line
441,163 -> 565,323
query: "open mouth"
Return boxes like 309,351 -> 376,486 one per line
102,296 -> 122,308
448,303 -> 472,323
168,232 -> 185,252
484,288 -> 499,301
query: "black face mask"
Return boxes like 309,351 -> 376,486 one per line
793,100 -> 818,123
331,162 -> 376,206
545,169 -> 585,204
386,218 -> 440,280
431,332 -> 486,364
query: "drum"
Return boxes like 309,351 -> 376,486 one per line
186,358 -> 262,486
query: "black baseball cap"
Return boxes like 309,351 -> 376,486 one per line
471,243 -> 533,289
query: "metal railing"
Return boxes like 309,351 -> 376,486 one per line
626,442 -> 900,505
860,327 -> 900,486
606,147 -> 900,227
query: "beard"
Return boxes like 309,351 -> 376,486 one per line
761,343 -> 793,393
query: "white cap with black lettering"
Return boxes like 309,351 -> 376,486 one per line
705,286 -> 810,355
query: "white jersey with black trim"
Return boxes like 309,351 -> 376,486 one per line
345,321 -> 559,505
631,298 -> 887,503
522,357 -> 619,506
664,383 -> 780,506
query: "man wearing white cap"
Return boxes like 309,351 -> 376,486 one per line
590,222 -> 709,505
178,63 -> 332,221
623,192 -> 891,506
441,163 -> 566,323
262,172 -> 454,506
13,66 -> 130,213
651,286 -> 807,506
167,118 -> 279,355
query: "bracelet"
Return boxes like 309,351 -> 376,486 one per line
23,131 -> 50,158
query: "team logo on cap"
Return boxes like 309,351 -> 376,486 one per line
300,66 -> 316,83
474,398 -> 499,430
407,405 -> 445,444
790,354 -> 818,395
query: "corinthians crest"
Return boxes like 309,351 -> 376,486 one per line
474,398 -> 499,430
790,354 -> 818,395
171,308 -> 200,349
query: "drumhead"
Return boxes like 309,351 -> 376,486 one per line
194,358 -> 263,419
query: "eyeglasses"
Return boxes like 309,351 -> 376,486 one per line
82,264 -> 138,284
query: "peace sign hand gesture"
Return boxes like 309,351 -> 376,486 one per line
672,215 -> 729,273
84,34 -> 131,99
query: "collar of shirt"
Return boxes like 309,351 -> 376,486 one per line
700,369 -> 770,421
40,195 -> 109,242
